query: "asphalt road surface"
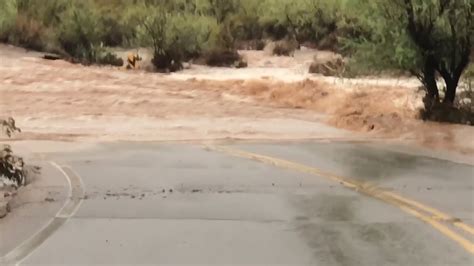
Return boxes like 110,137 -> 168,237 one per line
1,141 -> 473,265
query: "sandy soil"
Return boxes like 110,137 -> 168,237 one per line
1,44 -> 473,155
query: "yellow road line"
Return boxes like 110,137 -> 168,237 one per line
208,145 -> 474,254
382,191 -> 474,234
396,203 -> 474,254
455,222 -> 474,236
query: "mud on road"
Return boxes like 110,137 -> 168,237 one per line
1,44 -> 473,155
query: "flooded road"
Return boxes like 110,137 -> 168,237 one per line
2,141 -> 472,265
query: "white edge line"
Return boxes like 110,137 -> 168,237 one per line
62,166 -> 86,218
49,161 -> 73,217
15,162 -> 85,266
0,161 -> 79,266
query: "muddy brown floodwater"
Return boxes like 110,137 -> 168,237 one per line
1,44 -> 473,156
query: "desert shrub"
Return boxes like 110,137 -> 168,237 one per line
56,1 -> 105,63
204,49 -> 245,67
1,0 -> 371,68
257,0 -> 366,52
202,0 -> 240,23
5,0 -> 68,51
0,0 -> 123,65
16,0 -> 68,27
259,0 -> 325,42
229,0 -> 264,41
136,5 -> 220,71
172,14 -> 220,60
0,0 -> 17,41
93,1 -> 139,47
255,40 -> 266,51
100,17 -> 129,47
195,0 -> 263,50
272,39 -> 298,56
135,7 -> 179,71
6,14 -> 49,51
194,19 -> 246,67
419,102 -> 473,125
0,144 -> 26,188
96,50 -> 124,66
348,0 -> 472,108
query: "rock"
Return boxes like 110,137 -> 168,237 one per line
43,54 -> 63,61
44,197 -> 55,202
234,58 -> 248,68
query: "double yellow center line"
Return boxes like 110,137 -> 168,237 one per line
207,145 -> 474,254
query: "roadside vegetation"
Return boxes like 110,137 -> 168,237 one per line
0,0 -> 361,68
1,118 -> 26,219
0,0 -> 472,123
346,0 -> 473,123
1,118 -> 25,189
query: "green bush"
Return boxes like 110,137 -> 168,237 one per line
171,14 -> 220,60
96,50 -> 124,67
1,0 -> 369,67
16,0 -> 68,27
56,1 -> 104,62
136,5 -> 220,71
96,1 -> 139,47
135,7 -> 177,71
228,0 -> 264,41
0,0 -> 17,41
8,0 -> 69,51
7,15 -> 49,51
348,0 -> 473,106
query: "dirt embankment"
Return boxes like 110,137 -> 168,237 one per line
1,44 -> 473,154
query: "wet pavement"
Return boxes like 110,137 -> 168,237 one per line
233,141 -> 474,224
2,141 -> 473,265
